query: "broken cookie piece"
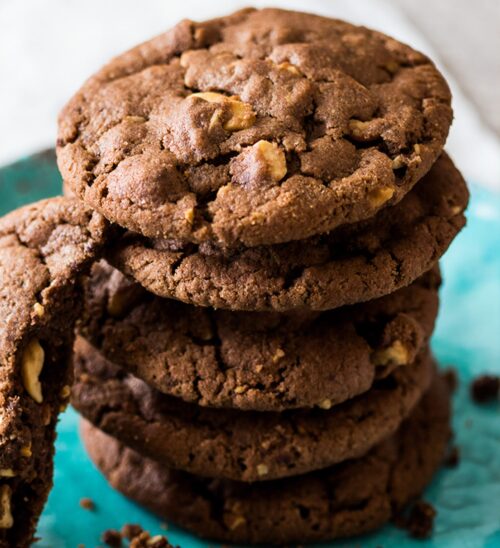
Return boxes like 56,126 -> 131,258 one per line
0,198 -> 107,548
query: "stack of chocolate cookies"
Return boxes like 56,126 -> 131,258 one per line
57,8 -> 469,544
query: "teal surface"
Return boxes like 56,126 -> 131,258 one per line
0,153 -> 499,548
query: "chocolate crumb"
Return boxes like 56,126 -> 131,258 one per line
406,500 -> 436,539
444,446 -> 460,467
102,529 -> 122,547
79,497 -> 95,511
471,375 -> 500,403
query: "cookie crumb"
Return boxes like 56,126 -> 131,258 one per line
79,497 -> 95,511
444,446 -> 460,468
129,531 -> 173,548
102,529 -> 122,547
121,523 -> 143,539
98,524 -> 175,548
471,375 -> 499,403
406,500 -> 436,539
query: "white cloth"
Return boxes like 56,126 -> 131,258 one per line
1,0 -> 499,189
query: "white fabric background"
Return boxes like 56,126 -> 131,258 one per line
1,0 -> 499,189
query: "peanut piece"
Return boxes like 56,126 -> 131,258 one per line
392,155 -> 406,170
254,141 -> 287,181
256,463 -> 269,476
60,385 -> 71,399
272,348 -> 285,363
32,303 -> 45,317
277,62 -> 303,76
191,92 -> 256,131
184,207 -> 195,224
318,399 -> 332,410
373,340 -> 409,367
20,443 -> 32,458
0,485 -> 13,529
224,100 -> 256,131
21,339 -> 44,404
0,470 -> 14,478
368,186 -> 394,208
123,115 -> 146,124
348,119 -> 370,137
228,515 -> 246,530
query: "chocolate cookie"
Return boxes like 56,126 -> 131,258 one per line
110,153 -> 468,311
71,339 -> 432,482
0,198 -> 107,547
57,8 -> 452,248
82,372 -> 451,544
80,261 -> 439,411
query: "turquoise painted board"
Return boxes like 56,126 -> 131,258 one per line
0,152 -> 499,547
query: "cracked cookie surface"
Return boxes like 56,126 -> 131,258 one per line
81,372 -> 450,544
57,8 -> 452,248
71,339 -> 433,482
80,261 -> 439,411
0,198 -> 107,547
110,153 -> 468,311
